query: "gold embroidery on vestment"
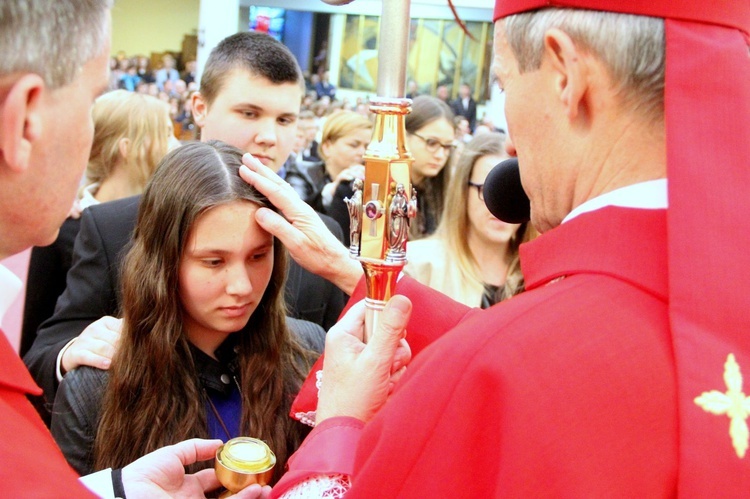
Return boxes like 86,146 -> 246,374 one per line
694,354 -> 750,458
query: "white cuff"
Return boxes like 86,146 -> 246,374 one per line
56,337 -> 77,382
79,468 -> 115,498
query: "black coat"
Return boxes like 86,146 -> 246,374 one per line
51,317 -> 325,475
21,217 -> 81,357
451,97 -> 477,132
23,195 -> 345,425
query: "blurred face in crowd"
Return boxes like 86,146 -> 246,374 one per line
162,55 -> 175,69
298,117 -> 318,145
355,104 -> 369,117
407,117 -> 455,185
192,68 -> 301,173
321,127 -> 371,178
456,118 -> 470,136
179,200 -> 274,356
467,154 -> 521,246
293,128 -> 307,155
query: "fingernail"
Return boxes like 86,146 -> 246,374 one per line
242,153 -> 259,168
255,207 -> 271,223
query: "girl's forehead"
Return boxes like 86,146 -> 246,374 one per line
186,201 -> 269,245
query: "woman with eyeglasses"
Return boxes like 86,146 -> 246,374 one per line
405,132 -> 533,308
405,95 -> 457,239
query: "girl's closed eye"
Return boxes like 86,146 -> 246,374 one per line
251,251 -> 270,261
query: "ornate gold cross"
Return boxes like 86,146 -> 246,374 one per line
695,353 -> 750,458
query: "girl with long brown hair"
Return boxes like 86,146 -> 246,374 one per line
405,95 -> 456,239
51,141 -> 323,484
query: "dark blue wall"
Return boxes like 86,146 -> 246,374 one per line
283,10 -> 314,73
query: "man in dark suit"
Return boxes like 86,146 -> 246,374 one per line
297,110 -> 320,161
451,82 -> 478,132
24,31 -> 347,424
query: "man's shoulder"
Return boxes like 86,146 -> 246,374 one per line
81,195 -> 141,245
86,195 -> 141,219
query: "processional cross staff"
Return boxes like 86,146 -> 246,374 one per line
326,0 -> 417,342
326,0 -> 470,341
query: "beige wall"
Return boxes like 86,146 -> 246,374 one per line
111,0 -> 200,57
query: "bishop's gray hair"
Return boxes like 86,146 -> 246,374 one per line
0,0 -> 112,89
503,9 -> 664,121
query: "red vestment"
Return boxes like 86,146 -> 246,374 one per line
0,330 -> 93,497
274,207 -> 702,497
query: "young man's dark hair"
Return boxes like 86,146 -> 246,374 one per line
199,31 -> 304,106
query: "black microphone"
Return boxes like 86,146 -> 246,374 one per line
483,158 -> 531,224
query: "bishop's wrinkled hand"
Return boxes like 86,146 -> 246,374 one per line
316,296 -> 412,424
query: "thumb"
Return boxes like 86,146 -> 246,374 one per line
170,438 -> 222,466
255,208 -> 299,246
365,296 -> 411,360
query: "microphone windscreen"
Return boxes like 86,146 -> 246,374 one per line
483,158 -> 531,224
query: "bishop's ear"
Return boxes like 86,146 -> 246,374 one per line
0,74 -> 45,173
543,28 -> 588,121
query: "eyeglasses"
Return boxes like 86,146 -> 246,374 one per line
468,181 -> 484,201
411,132 -> 457,155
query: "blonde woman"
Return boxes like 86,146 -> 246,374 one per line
405,132 -> 532,308
308,110 -> 373,246
21,90 -> 178,357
